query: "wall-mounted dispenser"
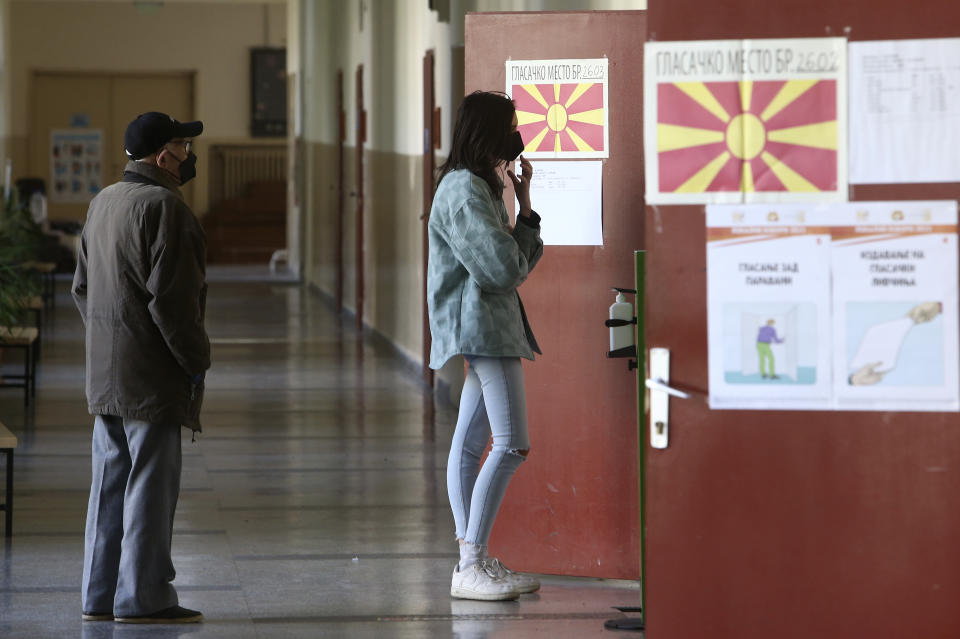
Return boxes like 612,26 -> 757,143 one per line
605,287 -> 637,370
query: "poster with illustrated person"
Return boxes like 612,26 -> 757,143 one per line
707,203 -> 833,410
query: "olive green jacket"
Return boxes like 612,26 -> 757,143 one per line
72,161 -> 209,430
427,169 -> 543,369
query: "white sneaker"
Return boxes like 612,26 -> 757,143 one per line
450,562 -> 520,601
483,557 -> 541,594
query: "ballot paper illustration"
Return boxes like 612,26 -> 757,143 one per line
849,317 -> 913,374
846,302 -> 944,387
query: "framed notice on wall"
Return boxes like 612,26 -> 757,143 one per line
251,47 -> 287,137
50,129 -> 102,203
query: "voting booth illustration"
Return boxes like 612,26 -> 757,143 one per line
739,309 -> 798,381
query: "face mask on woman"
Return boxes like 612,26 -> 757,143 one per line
499,131 -> 524,162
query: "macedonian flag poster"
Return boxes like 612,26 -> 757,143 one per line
506,59 -> 608,159
645,38 -> 847,204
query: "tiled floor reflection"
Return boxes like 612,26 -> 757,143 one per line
0,272 -> 642,638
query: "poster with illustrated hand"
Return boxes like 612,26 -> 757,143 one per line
832,202 -> 959,411
707,204 -> 833,409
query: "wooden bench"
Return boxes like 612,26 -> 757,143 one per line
0,421 -> 16,537
0,327 -> 39,406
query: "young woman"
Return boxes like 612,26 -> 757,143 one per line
427,91 -> 544,601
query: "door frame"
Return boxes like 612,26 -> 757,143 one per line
422,49 -> 438,388
355,64 -> 366,331
336,69 -> 346,314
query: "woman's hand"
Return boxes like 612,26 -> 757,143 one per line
507,156 -> 533,217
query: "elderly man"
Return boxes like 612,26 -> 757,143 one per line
72,112 -> 210,624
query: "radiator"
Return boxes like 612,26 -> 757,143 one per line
209,144 -> 287,207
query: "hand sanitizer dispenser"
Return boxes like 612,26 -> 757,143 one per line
609,289 -> 634,352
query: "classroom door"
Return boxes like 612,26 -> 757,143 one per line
465,11 -> 647,579
643,212 -> 960,639
30,72 -> 194,221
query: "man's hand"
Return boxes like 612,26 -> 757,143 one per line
908,301 -> 941,324
849,362 -> 886,386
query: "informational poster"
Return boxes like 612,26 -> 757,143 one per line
707,201 -> 959,412
525,160 -> 602,245
849,38 -> 960,184
832,202 -> 959,411
506,58 -> 608,158
707,205 -> 833,409
645,38 -> 847,204
50,129 -> 102,203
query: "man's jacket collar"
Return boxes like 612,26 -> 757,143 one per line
122,160 -> 184,200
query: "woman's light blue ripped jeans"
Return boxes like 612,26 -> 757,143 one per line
447,355 -> 530,547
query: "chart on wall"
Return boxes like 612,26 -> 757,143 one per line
645,38 -> 847,204
506,59 -> 608,159
50,129 -> 103,203
848,38 -> 960,184
707,201 -> 959,412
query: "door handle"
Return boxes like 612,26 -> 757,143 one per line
644,378 -> 690,399
647,348 -> 688,449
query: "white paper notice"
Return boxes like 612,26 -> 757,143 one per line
506,59 -> 609,159
707,204 -> 832,409
831,201 -> 959,411
849,39 -> 960,184
645,38 -> 847,204
526,160 -> 603,246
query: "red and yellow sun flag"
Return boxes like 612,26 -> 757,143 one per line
657,79 -> 838,196
513,82 -> 606,156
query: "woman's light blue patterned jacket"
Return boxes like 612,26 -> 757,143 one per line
427,169 -> 544,369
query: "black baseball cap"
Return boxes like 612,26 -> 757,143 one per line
124,112 -> 203,160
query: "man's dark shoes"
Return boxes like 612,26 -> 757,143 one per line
81,611 -> 114,621
115,606 -> 204,624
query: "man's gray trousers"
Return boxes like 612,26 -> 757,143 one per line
81,415 -> 182,617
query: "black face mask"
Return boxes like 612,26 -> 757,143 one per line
177,151 -> 198,185
500,131 -> 524,162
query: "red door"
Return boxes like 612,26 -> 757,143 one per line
465,11 -> 647,579
643,1 -> 960,637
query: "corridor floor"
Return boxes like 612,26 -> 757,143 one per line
0,272 -> 642,638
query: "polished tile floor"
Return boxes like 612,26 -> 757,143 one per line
0,270 -> 642,638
